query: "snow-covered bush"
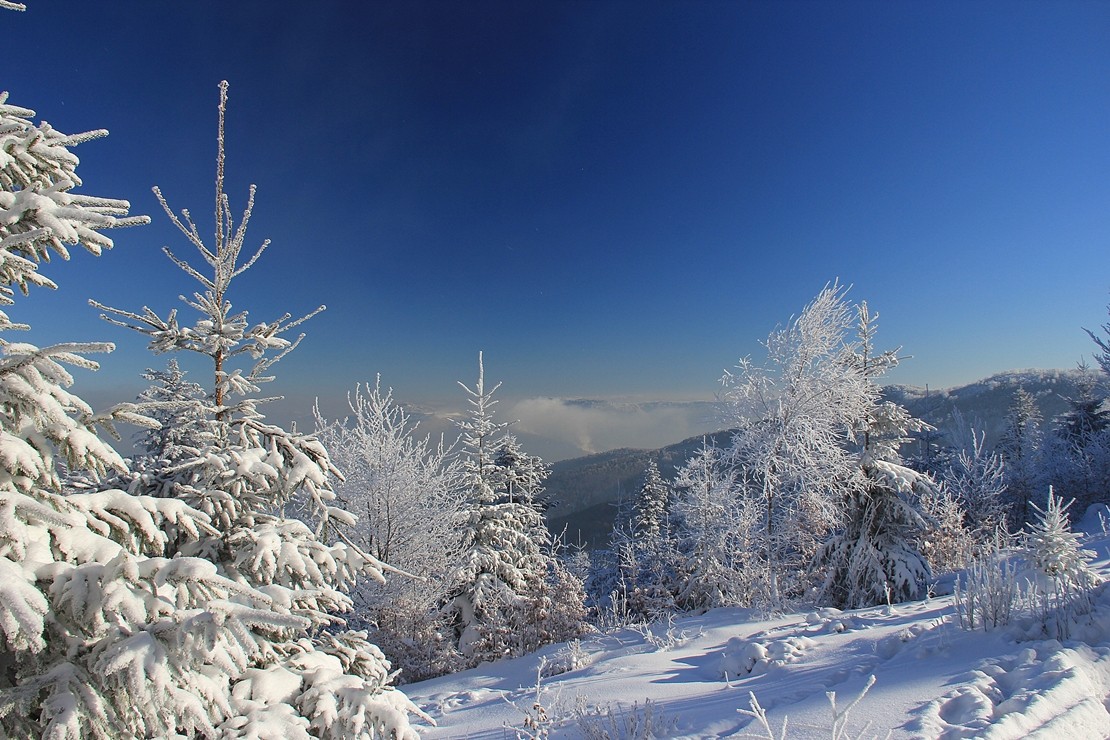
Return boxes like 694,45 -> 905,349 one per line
738,674 -> 878,740
916,481 -> 974,575
573,697 -> 677,740
315,378 -> 466,682
953,553 -> 1028,631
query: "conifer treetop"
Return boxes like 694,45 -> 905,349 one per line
91,81 -> 323,411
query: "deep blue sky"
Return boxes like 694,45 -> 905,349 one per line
6,1 -> 1110,421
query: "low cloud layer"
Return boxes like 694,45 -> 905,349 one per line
508,397 -> 721,461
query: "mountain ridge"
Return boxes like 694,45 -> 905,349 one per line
546,368 -> 1104,548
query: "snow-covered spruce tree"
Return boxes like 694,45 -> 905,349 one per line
444,354 -> 585,664
998,387 -> 1044,528
0,90 -> 338,739
1025,489 -> 1101,639
1045,367 -> 1110,511
314,378 -> 467,683
608,461 -> 680,619
91,82 -> 425,737
815,302 -> 933,610
719,283 -> 868,606
634,460 -> 669,539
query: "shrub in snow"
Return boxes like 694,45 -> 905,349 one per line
738,674 -> 878,740
88,82 -> 425,736
444,354 -> 586,665
573,697 -> 678,740
953,553 -> 1028,631
916,481 -> 974,575
1025,489 -> 1101,639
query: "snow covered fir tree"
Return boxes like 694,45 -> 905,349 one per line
814,301 -> 934,609
443,353 -> 586,666
86,83 -> 425,738
608,460 -> 680,620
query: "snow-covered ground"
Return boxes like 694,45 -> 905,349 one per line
405,509 -> 1110,739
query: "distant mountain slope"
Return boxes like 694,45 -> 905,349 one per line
547,368 -> 1104,549
546,430 -> 732,549
887,367 -> 1106,452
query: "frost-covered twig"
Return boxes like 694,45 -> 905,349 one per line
737,691 -> 787,739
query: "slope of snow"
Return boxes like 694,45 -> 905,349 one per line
405,510 -> 1110,739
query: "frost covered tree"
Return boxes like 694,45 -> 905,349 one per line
1045,367 -> 1110,511
938,428 -> 1009,550
815,302 -> 933,609
609,461 -> 679,619
1025,489 -> 1101,639
314,379 -> 467,683
90,83 -> 425,737
669,440 -> 761,610
0,87 -> 418,739
312,380 -> 465,681
445,354 -> 585,664
633,460 -> 669,539
719,283 -> 868,605
490,434 -> 549,507
1056,367 -> 1109,448
999,387 -> 1044,527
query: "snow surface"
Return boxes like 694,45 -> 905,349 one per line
405,508 -> 1110,739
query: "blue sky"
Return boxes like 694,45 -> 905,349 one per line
6,1 -> 1110,429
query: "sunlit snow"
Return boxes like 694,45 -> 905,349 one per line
405,506 -> 1110,738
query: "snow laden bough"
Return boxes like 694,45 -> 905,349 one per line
0,87 -> 426,738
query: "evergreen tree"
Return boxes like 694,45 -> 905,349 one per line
1047,365 -> 1110,510
816,302 -> 933,609
634,460 -> 669,539
491,434 -> 550,507
445,354 -> 584,664
998,387 -> 1044,527
610,461 -> 678,619
1056,366 -> 1109,448
91,83 -> 423,737
0,85 -> 419,739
